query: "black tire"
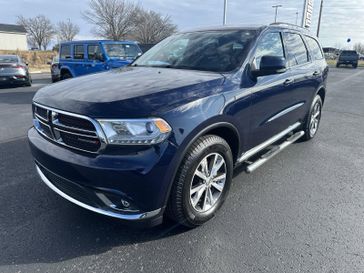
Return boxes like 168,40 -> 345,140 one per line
302,95 -> 323,141
25,76 -> 32,87
336,63 -> 340,68
61,71 -> 72,80
166,135 -> 233,228
353,64 -> 358,68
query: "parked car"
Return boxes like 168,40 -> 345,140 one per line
336,50 -> 359,68
49,56 -> 60,83
29,23 -> 328,227
0,55 -> 31,87
58,40 -> 142,80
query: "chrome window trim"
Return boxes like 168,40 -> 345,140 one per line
33,102 -> 108,154
36,164 -> 161,221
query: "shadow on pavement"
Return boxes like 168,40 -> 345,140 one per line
0,138 -> 189,267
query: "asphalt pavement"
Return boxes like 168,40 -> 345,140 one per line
0,69 -> 363,273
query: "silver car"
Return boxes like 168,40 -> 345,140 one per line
0,55 -> 32,87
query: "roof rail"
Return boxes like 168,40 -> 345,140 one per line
270,22 -> 310,32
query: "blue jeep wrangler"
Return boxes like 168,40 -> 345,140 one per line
58,40 -> 142,80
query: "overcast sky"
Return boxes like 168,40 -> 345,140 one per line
0,0 -> 363,48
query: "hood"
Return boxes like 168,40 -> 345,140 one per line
107,58 -> 133,68
33,67 -> 225,118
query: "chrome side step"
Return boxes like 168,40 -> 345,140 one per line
245,131 -> 304,173
237,122 -> 302,163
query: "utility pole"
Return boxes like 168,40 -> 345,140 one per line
223,0 -> 228,25
301,0 -> 307,27
317,0 -> 324,37
295,11 -> 299,25
272,5 -> 282,23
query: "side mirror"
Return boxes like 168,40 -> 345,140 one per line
46,61 -> 51,65
252,55 -> 287,78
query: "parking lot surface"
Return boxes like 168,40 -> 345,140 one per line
0,69 -> 363,273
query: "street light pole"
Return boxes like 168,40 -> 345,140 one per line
272,5 -> 282,23
223,0 -> 228,25
317,0 -> 324,37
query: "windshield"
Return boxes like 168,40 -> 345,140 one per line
103,44 -> 141,59
0,56 -> 18,63
132,30 -> 257,72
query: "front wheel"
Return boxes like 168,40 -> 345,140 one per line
166,135 -> 233,228
302,95 -> 323,141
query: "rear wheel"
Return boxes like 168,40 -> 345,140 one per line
166,135 -> 233,228
61,71 -> 72,80
353,63 -> 358,68
302,95 -> 323,141
336,63 -> 340,68
25,76 -> 32,87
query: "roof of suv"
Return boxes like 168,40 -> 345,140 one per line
60,40 -> 138,45
181,22 -> 313,36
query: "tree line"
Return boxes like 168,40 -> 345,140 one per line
17,0 -> 177,50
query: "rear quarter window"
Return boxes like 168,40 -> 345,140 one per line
60,45 -> 71,59
305,36 -> 324,60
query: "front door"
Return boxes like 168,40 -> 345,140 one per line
247,31 -> 298,149
86,44 -> 106,75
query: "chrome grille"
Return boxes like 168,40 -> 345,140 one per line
32,103 -> 106,153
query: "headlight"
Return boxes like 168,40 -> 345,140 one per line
97,118 -> 172,145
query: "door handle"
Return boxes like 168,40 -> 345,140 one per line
283,78 -> 294,85
313,71 -> 320,76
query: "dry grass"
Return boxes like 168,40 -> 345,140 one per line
0,49 -> 57,72
326,59 -> 364,67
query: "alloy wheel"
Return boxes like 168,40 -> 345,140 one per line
190,153 -> 227,213
309,101 -> 321,137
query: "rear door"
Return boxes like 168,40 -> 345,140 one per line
72,44 -> 87,77
282,32 -> 320,122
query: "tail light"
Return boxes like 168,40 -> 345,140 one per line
12,64 -> 26,69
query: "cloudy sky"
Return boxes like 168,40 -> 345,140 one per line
0,0 -> 363,48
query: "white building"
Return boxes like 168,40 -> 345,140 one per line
0,24 -> 27,51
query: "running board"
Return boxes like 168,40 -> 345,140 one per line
237,122 -> 302,163
245,131 -> 305,173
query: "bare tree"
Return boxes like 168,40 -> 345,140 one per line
83,0 -> 137,40
353,43 -> 364,54
132,9 -> 177,44
57,19 -> 80,42
17,15 -> 54,50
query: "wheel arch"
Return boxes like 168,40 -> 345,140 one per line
60,67 -> 74,78
162,121 -> 241,210
316,86 -> 326,105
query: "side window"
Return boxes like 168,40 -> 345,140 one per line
74,45 -> 85,60
88,45 -> 101,60
305,36 -> 324,60
254,32 -> 284,69
283,33 -> 309,66
60,45 -> 71,59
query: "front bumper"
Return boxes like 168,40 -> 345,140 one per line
28,127 -> 179,226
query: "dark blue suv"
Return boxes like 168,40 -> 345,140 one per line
58,40 -> 142,80
29,24 -> 328,227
